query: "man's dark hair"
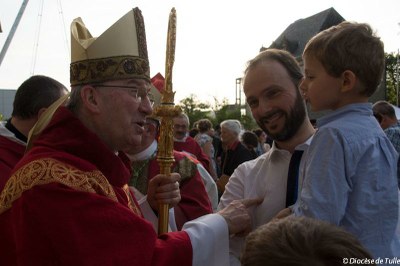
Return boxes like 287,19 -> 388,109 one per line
241,131 -> 259,149
189,128 -> 199,138
12,75 -> 67,119
372,100 -> 396,121
252,128 -> 264,138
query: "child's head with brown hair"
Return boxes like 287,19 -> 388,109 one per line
241,216 -> 374,266
300,22 -> 384,111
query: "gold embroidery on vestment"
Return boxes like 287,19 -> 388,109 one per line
122,184 -> 142,216
175,157 -> 196,183
0,158 -> 118,214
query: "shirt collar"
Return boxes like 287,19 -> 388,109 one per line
295,134 -> 314,151
125,140 -> 158,161
268,134 -> 314,157
5,119 -> 27,143
0,120 -> 26,145
317,103 -> 372,128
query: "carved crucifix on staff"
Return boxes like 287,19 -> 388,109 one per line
153,8 -> 181,235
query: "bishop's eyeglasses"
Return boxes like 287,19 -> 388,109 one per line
93,84 -> 154,106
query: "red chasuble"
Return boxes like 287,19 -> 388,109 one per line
0,107 -> 192,266
147,151 -> 213,230
173,136 -> 211,173
0,135 -> 25,191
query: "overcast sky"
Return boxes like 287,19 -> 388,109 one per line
0,0 -> 399,104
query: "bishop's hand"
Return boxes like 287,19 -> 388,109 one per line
147,173 -> 181,212
218,198 -> 263,237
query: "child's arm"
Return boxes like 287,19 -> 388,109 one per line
293,128 -> 351,224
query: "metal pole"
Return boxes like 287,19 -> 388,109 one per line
0,0 -> 30,67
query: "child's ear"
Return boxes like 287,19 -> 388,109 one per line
340,70 -> 356,93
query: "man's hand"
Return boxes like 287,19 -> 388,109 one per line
147,173 -> 181,212
273,207 -> 292,220
218,198 -> 263,236
216,174 -> 230,194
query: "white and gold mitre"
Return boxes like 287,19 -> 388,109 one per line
70,8 -> 150,86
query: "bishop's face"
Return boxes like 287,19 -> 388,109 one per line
94,78 -> 153,151
243,60 -> 306,142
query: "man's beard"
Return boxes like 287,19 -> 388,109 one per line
257,92 -> 306,142
174,131 -> 186,140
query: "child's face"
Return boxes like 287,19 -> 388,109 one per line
300,54 -> 343,112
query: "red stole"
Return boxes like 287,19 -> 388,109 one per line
173,136 -> 211,172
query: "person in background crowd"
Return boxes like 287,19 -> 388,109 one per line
124,116 -> 215,228
173,113 -> 211,173
252,128 -> 270,155
212,124 -> 223,177
241,130 -> 259,158
372,100 -> 400,188
0,75 -> 68,190
195,118 -> 218,180
189,127 -> 199,138
217,119 -> 255,196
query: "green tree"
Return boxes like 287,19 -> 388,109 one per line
386,52 -> 400,106
178,95 -> 257,130
178,94 -> 211,127
212,97 -> 257,130
212,98 -> 240,125
240,113 -> 258,130
0,113 -> 3,121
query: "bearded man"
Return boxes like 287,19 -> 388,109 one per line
217,49 -> 316,266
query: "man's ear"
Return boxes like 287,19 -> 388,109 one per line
80,85 -> 102,113
37,107 -> 47,118
340,70 -> 357,93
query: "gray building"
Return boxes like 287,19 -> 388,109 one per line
0,89 -> 16,119
264,7 -> 345,60
261,7 -> 386,119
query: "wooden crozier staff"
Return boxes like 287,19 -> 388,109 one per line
153,8 -> 181,235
